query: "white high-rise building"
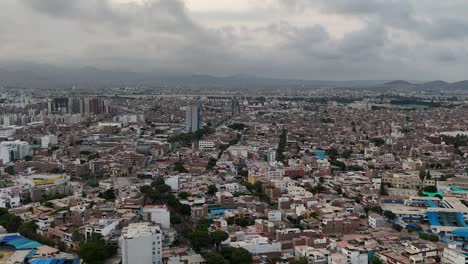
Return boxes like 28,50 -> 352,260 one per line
41,135 -> 58,148
3,116 -> 11,126
185,102 -> 201,132
0,140 -> 31,164
120,223 -> 163,264
0,127 -> 16,138
143,205 -> 171,229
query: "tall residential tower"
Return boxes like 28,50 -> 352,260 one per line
185,101 -> 201,132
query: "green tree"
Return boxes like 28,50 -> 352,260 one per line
204,252 -> 227,264
189,229 -> 212,251
419,233 -> 439,242
180,204 -> 192,216
211,231 -> 229,251
207,185 -> 218,196
371,138 -> 385,146
419,169 -> 426,187
170,215 -> 182,225
423,186 -> 438,193
238,169 -> 248,177
290,257 -> 309,264
98,188 -> 116,201
384,210 -> 397,221
179,192 -> 190,199
0,214 -> 22,233
236,218 -> 251,227
206,158 -> 217,170
4,166 -> 14,176
372,257 -> 384,264
222,247 -> 252,264
174,161 -> 189,173
77,234 -> 115,264
336,187 -> 343,195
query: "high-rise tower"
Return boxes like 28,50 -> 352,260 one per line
185,101 -> 201,132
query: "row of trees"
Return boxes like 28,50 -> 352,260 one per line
204,247 -> 252,264
168,128 -> 213,145
183,219 -> 228,251
77,233 -> 116,264
183,219 -> 253,263
442,134 -> 468,147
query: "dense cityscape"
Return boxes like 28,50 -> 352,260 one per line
2,0 -> 468,263
0,84 -> 465,264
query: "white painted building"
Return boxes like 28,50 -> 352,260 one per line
230,237 -> 281,255
0,127 -> 16,138
368,213 -> 386,228
0,140 -> 31,164
198,140 -> 215,150
41,135 -> 58,148
295,246 -> 330,264
218,183 -> 241,193
165,176 -> 179,191
143,205 -> 171,230
85,219 -> 120,240
120,222 -> 163,264
227,145 -> 249,159
340,246 -> 368,264
267,210 -> 282,221
97,122 -> 123,128
442,244 -> 468,264
0,192 -> 21,208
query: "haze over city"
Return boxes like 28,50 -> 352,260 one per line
0,1 -> 468,264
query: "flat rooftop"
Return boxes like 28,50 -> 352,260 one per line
122,222 -> 161,239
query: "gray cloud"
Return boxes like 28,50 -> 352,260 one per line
0,0 -> 467,81
280,0 -> 468,41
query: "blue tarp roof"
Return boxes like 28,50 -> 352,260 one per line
25,249 -> 38,259
1,235 -> 80,264
0,235 -> 43,250
453,228 -> 468,237
427,211 -> 441,226
315,151 -> 326,159
0,235 -> 22,243
425,200 -> 439,208
6,237 -> 42,249
31,258 -> 80,264
31,259 -> 54,264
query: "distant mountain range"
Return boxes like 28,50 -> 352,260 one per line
373,79 -> 468,92
0,63 -> 467,91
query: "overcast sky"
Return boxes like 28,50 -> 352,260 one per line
1,0 -> 468,81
